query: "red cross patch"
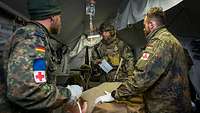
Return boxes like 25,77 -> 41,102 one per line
34,71 -> 46,83
141,53 -> 150,60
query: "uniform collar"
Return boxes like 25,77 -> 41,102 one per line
28,21 -> 50,36
146,25 -> 166,41
29,21 -> 65,46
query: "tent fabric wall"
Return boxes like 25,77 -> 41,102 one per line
1,0 -> 184,47
58,0 -> 121,48
0,0 -> 29,21
114,0 -> 183,30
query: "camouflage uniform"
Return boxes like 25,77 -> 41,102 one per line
91,35 -> 135,82
113,26 -> 192,113
0,22 -> 71,113
91,36 -> 145,113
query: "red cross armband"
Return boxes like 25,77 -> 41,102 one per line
33,58 -> 47,83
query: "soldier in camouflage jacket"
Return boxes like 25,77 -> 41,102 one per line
112,7 -> 192,113
91,22 -> 144,113
91,22 -> 136,82
0,0 -> 83,113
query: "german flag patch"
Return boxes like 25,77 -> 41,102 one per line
35,45 -> 45,53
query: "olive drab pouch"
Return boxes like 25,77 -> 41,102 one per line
108,53 -> 120,66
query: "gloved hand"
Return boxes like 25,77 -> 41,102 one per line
67,85 -> 83,101
95,91 -> 114,104
94,59 -> 102,64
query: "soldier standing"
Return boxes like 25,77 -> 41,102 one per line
0,0 -> 83,113
91,22 -> 135,83
90,22 -> 144,113
93,7 -> 192,113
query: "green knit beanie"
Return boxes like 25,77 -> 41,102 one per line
27,0 -> 61,20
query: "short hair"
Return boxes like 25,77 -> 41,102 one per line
146,7 -> 166,25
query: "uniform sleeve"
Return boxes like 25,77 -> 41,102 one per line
91,47 -> 98,62
122,45 -> 135,76
6,37 -> 71,110
114,38 -> 172,98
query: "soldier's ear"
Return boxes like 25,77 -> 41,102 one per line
49,16 -> 54,23
148,21 -> 154,29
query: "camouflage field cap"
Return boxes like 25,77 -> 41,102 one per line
27,0 -> 61,20
99,22 -> 116,37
